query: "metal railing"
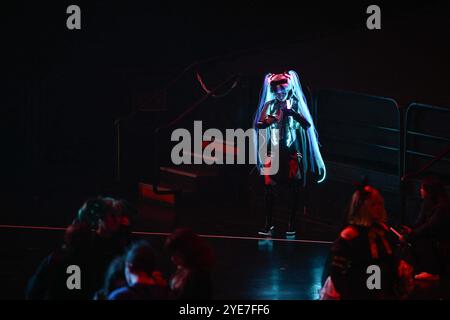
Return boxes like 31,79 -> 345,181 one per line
313,89 -> 401,175
402,145 -> 450,182
114,49 -> 246,183
151,74 -> 240,196
400,103 -> 450,222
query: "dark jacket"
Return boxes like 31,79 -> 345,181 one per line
108,283 -> 170,300
170,268 -> 213,300
25,247 -> 96,300
409,202 -> 450,242
325,223 -> 400,300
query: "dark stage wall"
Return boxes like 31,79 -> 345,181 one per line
4,2 -> 450,225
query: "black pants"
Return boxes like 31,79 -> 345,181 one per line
262,168 -> 308,229
262,144 -> 309,229
412,238 -> 443,275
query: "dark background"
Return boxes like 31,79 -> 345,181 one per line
4,1 -> 450,226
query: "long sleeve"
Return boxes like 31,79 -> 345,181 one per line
255,101 -> 273,129
409,205 -> 450,240
285,99 -> 310,129
329,237 -> 353,297
25,254 -> 54,299
175,270 -> 212,300
287,109 -> 311,129
413,203 -> 428,228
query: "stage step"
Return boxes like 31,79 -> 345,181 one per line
140,165 -> 224,207
159,165 -> 219,192
139,183 -> 178,206
201,139 -> 239,157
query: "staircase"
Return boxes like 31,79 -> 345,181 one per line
139,139 -> 246,207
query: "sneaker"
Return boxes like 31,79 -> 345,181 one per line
258,225 -> 275,237
286,222 -> 296,237
285,230 -> 296,237
414,272 -> 440,281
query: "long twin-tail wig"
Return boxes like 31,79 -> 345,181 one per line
253,70 -> 326,183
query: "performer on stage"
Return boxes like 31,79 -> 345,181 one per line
253,70 -> 326,237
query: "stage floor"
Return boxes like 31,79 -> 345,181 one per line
1,223 -> 450,300
0,225 -> 330,300
1,198 -> 450,300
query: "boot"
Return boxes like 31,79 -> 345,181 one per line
286,181 -> 300,237
259,185 -> 275,237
